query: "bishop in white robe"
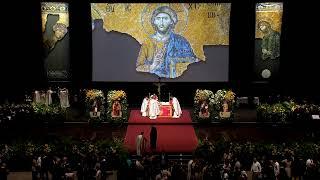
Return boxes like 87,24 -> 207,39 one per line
171,97 -> 182,118
149,95 -> 160,119
140,97 -> 149,117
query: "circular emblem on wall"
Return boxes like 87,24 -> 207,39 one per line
261,69 -> 271,78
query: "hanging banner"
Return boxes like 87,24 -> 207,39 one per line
254,3 -> 283,80
41,2 -> 70,81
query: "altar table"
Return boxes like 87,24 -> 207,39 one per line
158,102 -> 172,117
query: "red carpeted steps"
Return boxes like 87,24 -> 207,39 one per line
124,109 -> 198,153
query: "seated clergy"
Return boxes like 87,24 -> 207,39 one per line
140,96 -> 149,117
149,94 -> 160,119
170,96 -> 182,118
111,99 -> 122,117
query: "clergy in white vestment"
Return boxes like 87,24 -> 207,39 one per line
187,159 -> 194,180
171,97 -> 182,118
140,96 -> 149,117
136,132 -> 145,156
34,90 -> 41,103
45,88 -> 54,106
149,94 -> 160,119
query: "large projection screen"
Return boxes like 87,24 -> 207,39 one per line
91,3 -> 230,82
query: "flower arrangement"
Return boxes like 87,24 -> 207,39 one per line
85,89 -> 105,102
0,103 -> 67,124
0,104 -> 33,123
32,103 -> 63,115
212,89 -> 236,111
106,90 -> 128,124
282,100 -> 298,112
107,90 -> 126,102
257,102 -> 290,122
194,89 -> 215,122
225,90 -> 236,103
32,103 -> 65,123
194,89 -> 236,122
84,89 -> 106,122
257,103 -> 272,121
257,99 -> 320,122
194,89 -> 214,104
292,103 -> 320,122
271,103 -> 288,122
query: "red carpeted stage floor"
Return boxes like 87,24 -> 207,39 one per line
124,125 -> 198,153
125,109 -> 198,153
128,109 -> 193,124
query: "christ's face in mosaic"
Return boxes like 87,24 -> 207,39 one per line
258,21 -> 271,34
153,13 -> 173,34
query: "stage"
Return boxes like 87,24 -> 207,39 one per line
124,109 -> 198,153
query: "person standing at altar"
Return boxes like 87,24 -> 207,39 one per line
140,96 -> 149,117
149,94 -> 160,119
170,96 -> 182,118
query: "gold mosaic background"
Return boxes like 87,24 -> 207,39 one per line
41,2 -> 69,33
91,3 -> 231,61
256,3 -> 283,39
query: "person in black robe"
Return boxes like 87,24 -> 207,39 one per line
0,163 -> 9,180
150,126 -> 157,152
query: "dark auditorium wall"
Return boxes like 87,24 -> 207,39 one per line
1,0 -> 319,103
